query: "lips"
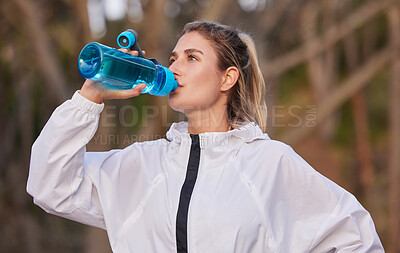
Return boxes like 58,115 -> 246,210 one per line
171,81 -> 182,93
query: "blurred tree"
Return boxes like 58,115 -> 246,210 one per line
388,5 -> 400,252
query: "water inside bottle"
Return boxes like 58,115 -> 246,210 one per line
96,52 -> 157,92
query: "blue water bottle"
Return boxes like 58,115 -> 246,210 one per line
77,29 -> 177,96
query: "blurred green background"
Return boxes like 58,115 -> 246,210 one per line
1,0 -> 399,252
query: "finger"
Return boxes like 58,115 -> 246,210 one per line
118,48 -> 138,56
118,48 -> 129,53
117,48 -> 145,57
126,50 -> 145,57
124,50 -> 139,57
110,83 -> 147,99
131,83 -> 147,95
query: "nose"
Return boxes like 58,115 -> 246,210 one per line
168,60 -> 182,78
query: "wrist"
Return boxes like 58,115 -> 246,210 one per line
80,81 -> 104,104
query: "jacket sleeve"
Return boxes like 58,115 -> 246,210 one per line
280,146 -> 384,252
27,91 -> 107,229
307,191 -> 384,252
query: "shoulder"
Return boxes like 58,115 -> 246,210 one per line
240,137 -> 345,198
88,138 -> 170,166
124,138 -> 170,152
242,138 -> 298,163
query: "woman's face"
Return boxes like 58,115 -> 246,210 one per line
168,31 -> 225,113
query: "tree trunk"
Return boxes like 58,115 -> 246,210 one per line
344,33 -> 375,194
301,1 -> 337,141
72,0 -> 93,44
388,6 -> 400,253
13,0 -> 69,103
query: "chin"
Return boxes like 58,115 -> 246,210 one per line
168,96 -> 202,114
168,95 -> 185,113
168,91 -> 217,113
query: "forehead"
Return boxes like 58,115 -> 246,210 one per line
172,32 -> 216,56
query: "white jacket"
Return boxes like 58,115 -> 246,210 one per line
27,91 -> 384,253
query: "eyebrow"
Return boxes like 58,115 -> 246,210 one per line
169,48 -> 204,58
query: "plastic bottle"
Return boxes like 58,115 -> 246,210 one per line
77,42 -> 177,97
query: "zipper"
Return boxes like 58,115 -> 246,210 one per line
176,134 -> 201,253
199,133 -> 204,149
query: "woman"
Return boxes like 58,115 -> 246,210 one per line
27,21 -> 383,252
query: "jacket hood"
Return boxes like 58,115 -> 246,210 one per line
166,121 -> 270,148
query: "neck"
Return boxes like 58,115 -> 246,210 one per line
185,108 -> 230,134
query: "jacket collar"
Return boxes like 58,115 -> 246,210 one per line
166,121 -> 270,148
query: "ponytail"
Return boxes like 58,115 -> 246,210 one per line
237,33 -> 267,132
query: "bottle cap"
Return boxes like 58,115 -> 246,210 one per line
156,66 -> 178,96
117,31 -> 136,49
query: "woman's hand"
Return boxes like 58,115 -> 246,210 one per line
79,49 -> 147,104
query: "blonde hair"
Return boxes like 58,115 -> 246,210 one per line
180,21 -> 267,132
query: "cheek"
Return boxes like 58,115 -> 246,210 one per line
188,69 -> 221,100
168,64 -> 223,111
197,65 -> 222,85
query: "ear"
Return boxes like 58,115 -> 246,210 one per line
220,66 -> 239,92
